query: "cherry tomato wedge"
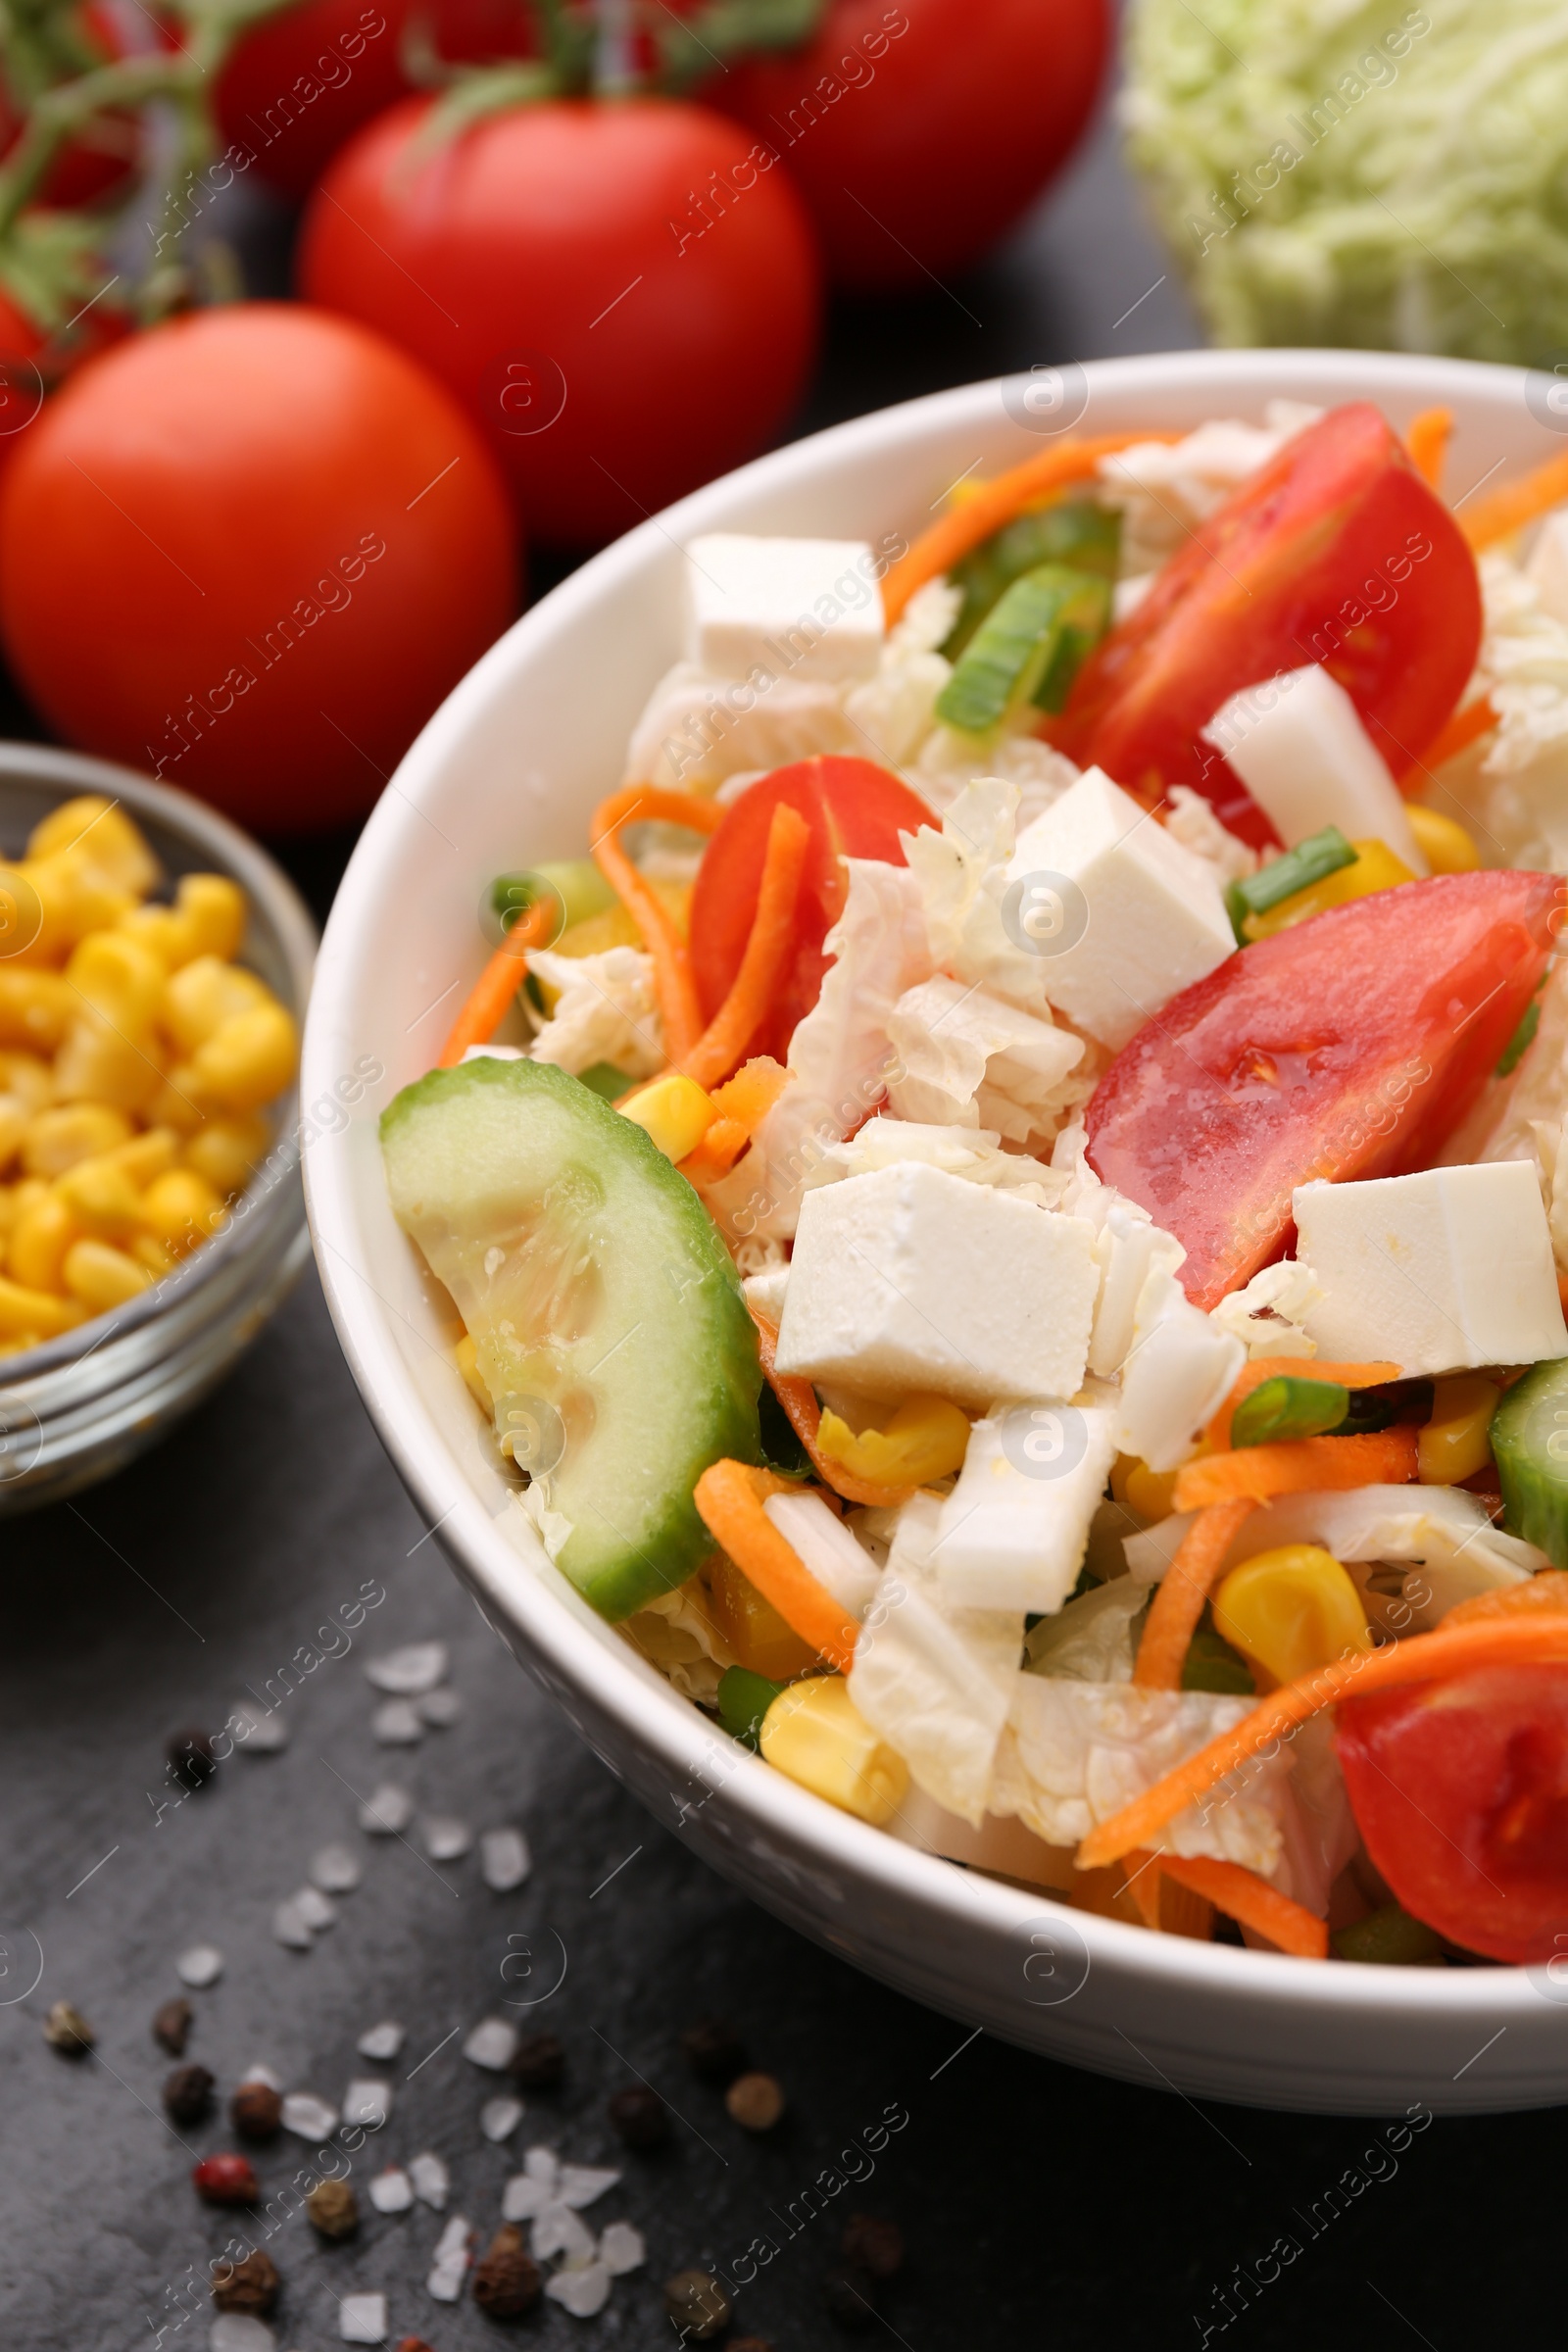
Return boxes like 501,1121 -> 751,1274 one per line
1084,870 -> 1564,1309
690,757 -> 932,1063
1053,403 -> 1482,848
1335,1663 -> 1568,1965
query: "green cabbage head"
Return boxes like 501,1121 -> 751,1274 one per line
1123,0 -> 1568,364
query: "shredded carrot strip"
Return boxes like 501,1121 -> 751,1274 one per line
1173,1426 -> 1418,1511
1397,694 -> 1499,788
750,1310 -> 914,1509
1405,407 -> 1451,491
679,804 -> 808,1093
1124,1850 -> 1164,1931
1152,1855 -> 1329,1960
437,898 -> 553,1068
679,1057 -> 790,1184
1077,1613 -> 1568,1871
693,1458 -> 859,1672
1460,447 -> 1568,550
1444,1571 -> 1568,1628
1133,1497 -> 1256,1690
880,430 -> 1180,626
590,784 -> 725,1067
1204,1358 -> 1400,1453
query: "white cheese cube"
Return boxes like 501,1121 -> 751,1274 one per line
1293,1162 -> 1568,1375
685,534 -> 885,683
1007,766 -> 1235,1052
930,1400 -> 1118,1613
774,1162 -> 1098,1411
1201,664 -> 1427,873
1112,1267 -> 1246,1472
1527,510 -> 1568,627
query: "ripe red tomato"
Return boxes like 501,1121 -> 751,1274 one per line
1335,1664 -> 1568,1964
691,756 -> 931,1060
1054,405 -> 1483,850
0,303 -> 516,832
1084,871 -> 1564,1309
296,96 -> 820,546
215,0 -> 536,202
715,0 -> 1107,290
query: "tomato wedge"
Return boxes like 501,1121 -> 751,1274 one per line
1084,871 -> 1564,1309
690,757 -> 932,1063
1053,404 -> 1483,847
1336,1664 -> 1568,1964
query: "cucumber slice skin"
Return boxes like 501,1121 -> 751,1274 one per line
381,1056 -> 761,1621
1492,1357 -> 1568,1568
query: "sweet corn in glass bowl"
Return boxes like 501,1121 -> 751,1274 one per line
0,746 -> 315,1507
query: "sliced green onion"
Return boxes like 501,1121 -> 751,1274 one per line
943,500 -> 1120,659
1330,1378 -> 1432,1438
1230,1374 -> 1351,1448
936,563 -> 1111,736
717,1666 -> 787,1751
1330,1903 -> 1446,1965
1181,1615 -> 1255,1695
1225,826 -> 1358,944
491,858 -> 615,943
1496,995 -> 1542,1077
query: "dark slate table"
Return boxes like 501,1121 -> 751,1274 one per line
1,91 -> 1558,2352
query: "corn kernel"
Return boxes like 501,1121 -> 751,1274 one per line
27,796 -> 159,898
0,1053 -> 54,1112
0,1095 -> 26,1173
55,1155 -> 146,1240
174,874 -> 246,962
11,1177 -> 47,1216
618,1072 -> 716,1162
190,1002 -> 298,1112
65,930 -> 167,1030
51,1015 -> 165,1114
110,1128 -> 178,1188
1406,805 -> 1481,874
162,956 -> 270,1054
144,1073 -> 211,1133
0,863 -> 43,963
1213,1544 -> 1374,1686
1110,1454 -> 1180,1525
455,1333 -> 492,1412
0,1273 -> 84,1339
1244,839 -> 1416,941
140,1167 -> 227,1256
9,1194 -> 79,1290
24,847 -> 134,956
23,1102 -> 133,1177
760,1676 -> 909,1824
132,1233 -> 176,1275
817,1394 -> 971,1486
0,968 -> 72,1053
184,1114 -> 269,1198
1419,1374 -> 1498,1485
63,1237 -> 154,1310
709,1552 -> 821,1682
553,904 -> 644,964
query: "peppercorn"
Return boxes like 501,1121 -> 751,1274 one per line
164,2064 -> 216,2126
306,2178 -> 360,2240
153,1996 -> 193,2056
679,2015 -> 748,2085
841,2214 -> 905,2280
822,2262 -> 878,2331
508,2031 -> 565,2089
167,1726 -> 218,1790
393,2339 -> 438,2352
211,2251 -> 279,2316
192,2152 -> 259,2206
472,2223 -> 541,2318
229,2080 -> 283,2140
43,2000 -> 93,2054
609,2083 -> 670,2150
725,2071 -> 785,2132
663,2270 -> 732,2341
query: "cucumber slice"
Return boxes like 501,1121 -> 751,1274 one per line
381,1056 -> 760,1620
1490,1358 -> 1568,1567
943,500 -> 1120,660
935,564 -> 1111,737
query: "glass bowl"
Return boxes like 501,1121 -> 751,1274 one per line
0,744 -> 316,1509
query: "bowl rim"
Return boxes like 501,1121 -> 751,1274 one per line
305,345 -> 1562,2033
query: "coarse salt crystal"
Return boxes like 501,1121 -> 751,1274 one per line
546,2264 -> 612,2319
370,1698 -> 423,1745
342,2079 -> 391,2129
417,1687 -> 463,1727
210,2318 -> 274,2352
310,1843 -> 362,1893
280,2091 -> 338,2141
228,1701 -> 288,1754
426,2214 -> 471,2302
463,2016 -> 516,2071
409,2151 -> 448,2210
290,1886 -> 336,1932
599,2221 -> 646,2276
422,1816 -> 473,1863
338,2292 -> 387,2343
358,1783 -> 414,1835
176,1943 -> 222,1987
481,2095 -> 523,2142
479,1827 -> 531,1892
524,2144 -> 560,2185
368,2166 -> 413,2215
558,2164 -> 620,2211
271,1900 -> 313,1951
357,2020 -> 405,2061
532,2203 -> 596,2268
365,1642 -> 448,1693
238,2062 -> 281,2090
501,2173 -> 552,2223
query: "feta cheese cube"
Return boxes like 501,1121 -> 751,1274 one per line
1527,510 -> 1568,628
1113,1266 -> 1246,1471
774,1162 -> 1098,1411
1201,664 -> 1428,873
685,534 -> 885,683
1293,1162 -> 1568,1375
930,1398 -> 1118,1613
1007,766 -> 1235,1052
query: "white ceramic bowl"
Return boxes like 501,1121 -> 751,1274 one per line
305,350 -> 1568,2115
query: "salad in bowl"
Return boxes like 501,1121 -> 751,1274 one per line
372,387 -> 1568,1984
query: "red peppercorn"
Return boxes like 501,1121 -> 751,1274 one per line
192,2152 -> 259,2206
394,2340 -> 439,2352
